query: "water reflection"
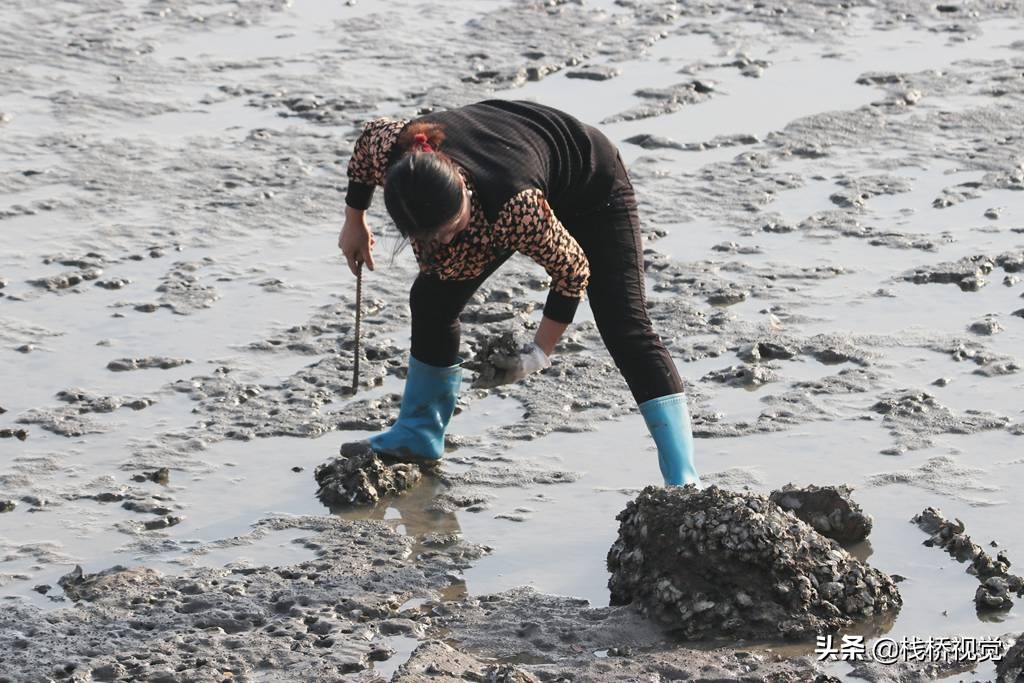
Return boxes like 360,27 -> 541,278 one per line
327,472 -> 469,601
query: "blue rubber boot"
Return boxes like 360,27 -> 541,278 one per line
638,393 -> 701,487
366,355 -> 462,463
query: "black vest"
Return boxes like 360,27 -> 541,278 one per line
389,100 -> 618,223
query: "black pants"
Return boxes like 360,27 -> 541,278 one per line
409,153 -> 684,404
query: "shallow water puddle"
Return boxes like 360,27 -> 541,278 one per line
371,633 -> 421,679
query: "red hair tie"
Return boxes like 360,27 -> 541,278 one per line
412,132 -> 433,153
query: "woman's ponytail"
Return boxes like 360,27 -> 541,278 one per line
384,121 -> 462,240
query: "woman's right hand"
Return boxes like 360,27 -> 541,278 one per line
339,207 -> 376,275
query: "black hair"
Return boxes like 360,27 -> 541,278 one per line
383,151 -> 463,241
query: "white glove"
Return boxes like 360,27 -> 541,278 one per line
488,343 -> 551,387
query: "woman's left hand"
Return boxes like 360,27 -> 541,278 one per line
488,343 -> 551,387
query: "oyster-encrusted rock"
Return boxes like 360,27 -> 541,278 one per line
770,483 -> 873,544
315,444 -> 422,506
998,632 -> 1024,683
607,486 -> 901,640
912,507 -> 1024,611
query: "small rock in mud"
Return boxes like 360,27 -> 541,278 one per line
0,428 -> 29,441
903,254 -> 994,291
29,268 -> 103,291
465,329 -> 534,389
974,360 -> 1022,377
762,220 -> 795,233
122,500 -> 173,516
738,340 -> 798,362
769,484 -> 873,545
998,251 -> 1024,273
912,507 -> 1024,611
131,467 -> 170,484
969,315 -> 1003,335
0,500 -> 16,512
712,241 -> 763,255
21,494 -> 46,508
56,388 -> 154,413
607,486 -> 901,639
702,363 -> 779,388
107,356 -> 191,371
94,277 -> 130,290
565,65 -> 620,81
624,133 -> 684,150
707,286 -> 749,305
143,515 -> 182,530
315,444 -> 422,506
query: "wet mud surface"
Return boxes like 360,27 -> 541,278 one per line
2,0 -> 1024,680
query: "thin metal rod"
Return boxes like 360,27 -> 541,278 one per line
352,261 -> 362,394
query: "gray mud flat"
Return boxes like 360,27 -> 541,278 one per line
3,0 -> 1024,680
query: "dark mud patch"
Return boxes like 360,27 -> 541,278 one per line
0,516 -> 474,681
